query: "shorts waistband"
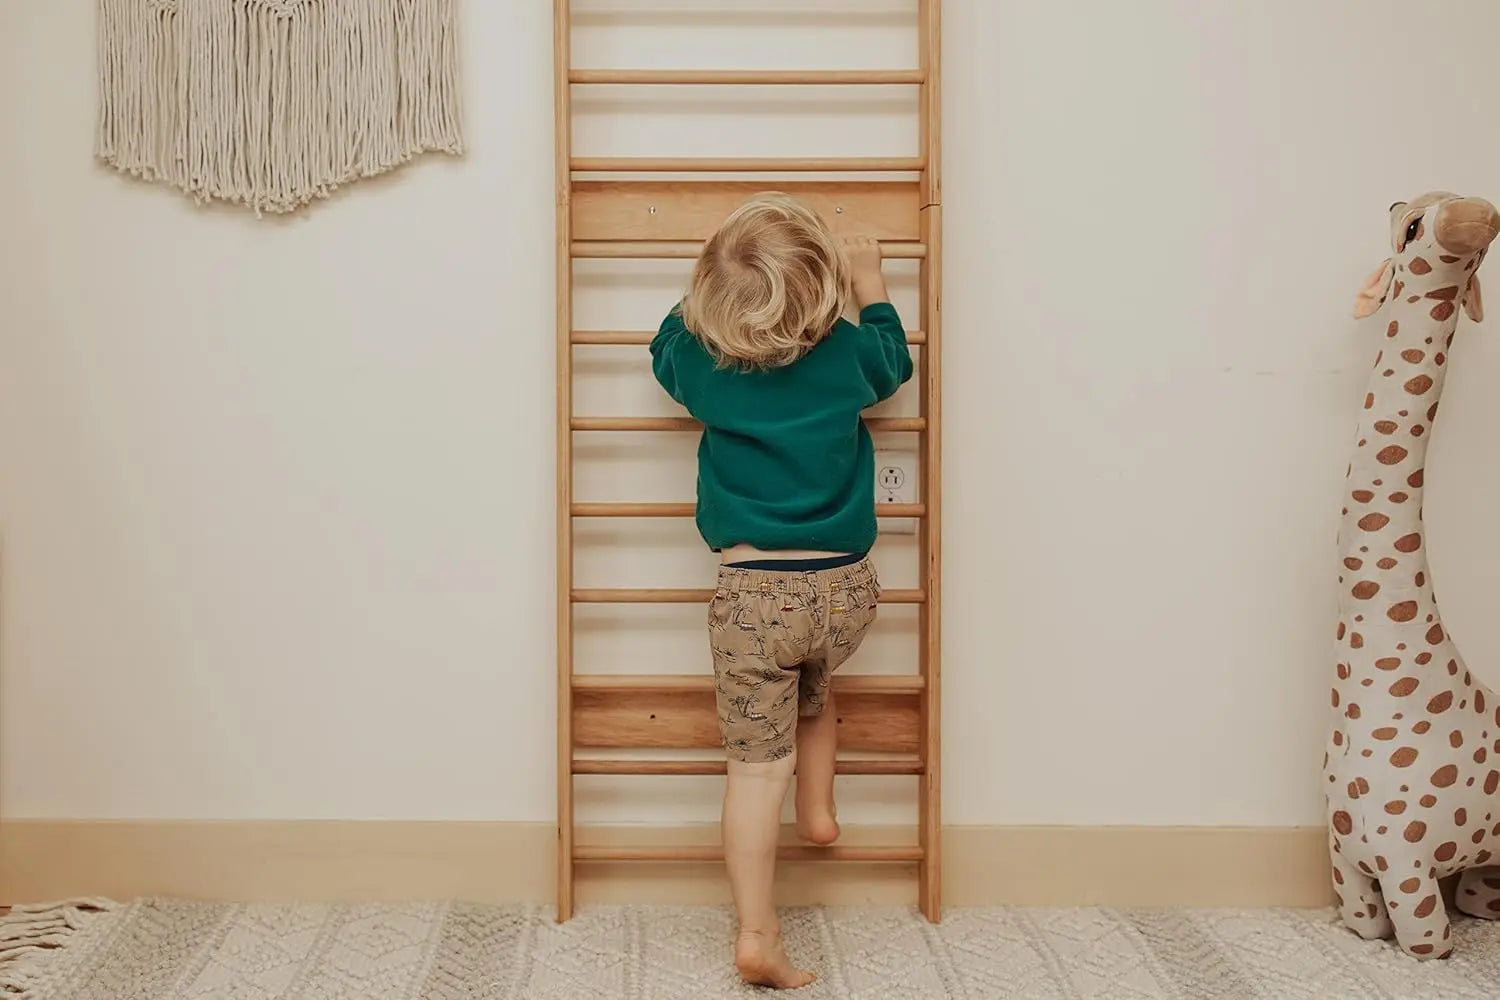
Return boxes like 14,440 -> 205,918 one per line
716,556 -> 878,596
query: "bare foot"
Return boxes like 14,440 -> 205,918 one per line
794,808 -> 840,847
735,930 -> 816,990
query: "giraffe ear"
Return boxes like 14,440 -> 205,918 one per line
1354,258 -> 1395,318
1464,274 -> 1484,323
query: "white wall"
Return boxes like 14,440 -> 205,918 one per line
4,0 -> 1500,830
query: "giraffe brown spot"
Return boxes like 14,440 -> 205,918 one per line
1392,747 -> 1420,768
1390,677 -> 1420,697
1408,470 -> 1424,488
1408,296 -> 1421,303
1373,422 -> 1398,436
1405,820 -> 1428,841
1400,877 -> 1421,893
1378,445 -> 1409,465
1428,402 -> 1439,422
1378,557 -> 1398,570
1333,867 -> 1344,885
1414,721 -> 1432,734
1440,255 -> 1461,264
1352,490 -> 1375,502
1357,777 -> 1369,794
1376,657 -> 1402,671
1478,748 -> 1490,764
1405,374 -> 1435,395
1351,633 -> 1365,649
1451,731 -> 1464,748
1415,894 -> 1439,918
1479,850 -> 1493,864
1415,571 -> 1426,587
1457,808 -> 1468,825
1411,257 -> 1433,275
1449,659 -> 1460,676
1374,727 -> 1399,740
1376,855 -> 1389,871
1331,810 -> 1353,835
1432,765 -> 1459,787
1394,533 -> 1423,552
1488,771 -> 1500,795
1365,393 -> 1374,409
1479,691 -> 1488,714
1416,652 -> 1433,664
1389,601 -> 1420,622
1344,557 -> 1363,570
1333,730 -> 1344,746
1429,692 -> 1454,713
1412,944 -> 1434,955
1432,300 -> 1456,322
1359,513 -> 1390,531
1421,794 -> 1438,807
1428,624 -> 1444,644
1395,280 -> 1406,296
1353,582 -> 1381,600
1338,662 -> 1351,679
1402,349 -> 1426,363
1347,704 -> 1362,720
1386,799 -> 1407,813
1332,688 -> 1341,707
1436,842 -> 1458,862
1411,426 -> 1425,437
1426,285 -> 1461,301
1436,353 -> 1446,366
1388,320 -> 1400,337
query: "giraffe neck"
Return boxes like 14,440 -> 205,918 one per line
1337,292 -> 1460,618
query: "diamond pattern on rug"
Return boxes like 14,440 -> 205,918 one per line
12,899 -> 1500,1000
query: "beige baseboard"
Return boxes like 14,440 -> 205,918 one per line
0,820 -> 1334,909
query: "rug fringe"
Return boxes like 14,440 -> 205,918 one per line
0,899 -> 119,998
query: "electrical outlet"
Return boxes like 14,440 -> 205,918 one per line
874,449 -> 918,535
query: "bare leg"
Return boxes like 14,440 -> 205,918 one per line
723,754 -> 814,989
794,694 -> 840,846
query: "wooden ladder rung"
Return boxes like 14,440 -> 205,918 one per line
571,502 -> 924,518
571,416 -> 925,432
571,330 -> 927,346
569,69 -> 926,86
572,240 -> 925,260
575,844 -> 924,862
571,587 -> 924,604
571,156 -> 926,173
572,758 -> 923,776
572,674 -> 924,693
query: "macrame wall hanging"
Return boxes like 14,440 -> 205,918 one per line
96,0 -> 465,214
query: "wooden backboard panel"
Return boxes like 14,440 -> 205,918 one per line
573,688 -> 920,754
571,180 -> 921,242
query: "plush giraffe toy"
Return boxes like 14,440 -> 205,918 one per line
1327,190 -> 1500,958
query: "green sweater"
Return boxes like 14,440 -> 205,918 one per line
650,301 -> 914,554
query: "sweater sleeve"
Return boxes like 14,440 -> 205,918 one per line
855,302 -> 914,402
649,306 -> 697,408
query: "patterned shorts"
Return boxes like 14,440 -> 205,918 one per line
707,558 -> 881,763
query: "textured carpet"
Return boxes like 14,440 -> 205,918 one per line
8,899 -> 1500,998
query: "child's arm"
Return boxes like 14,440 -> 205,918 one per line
650,305 -> 703,408
843,235 -> 914,401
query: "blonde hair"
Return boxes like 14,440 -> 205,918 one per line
679,192 -> 851,370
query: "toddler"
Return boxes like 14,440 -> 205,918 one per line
650,192 -> 913,988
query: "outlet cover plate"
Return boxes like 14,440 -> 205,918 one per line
874,449 -> 918,535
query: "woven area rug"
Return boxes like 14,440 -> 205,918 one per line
7,899 -> 1500,999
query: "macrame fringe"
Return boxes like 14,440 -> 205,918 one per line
0,899 -> 118,999
96,0 -> 465,215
